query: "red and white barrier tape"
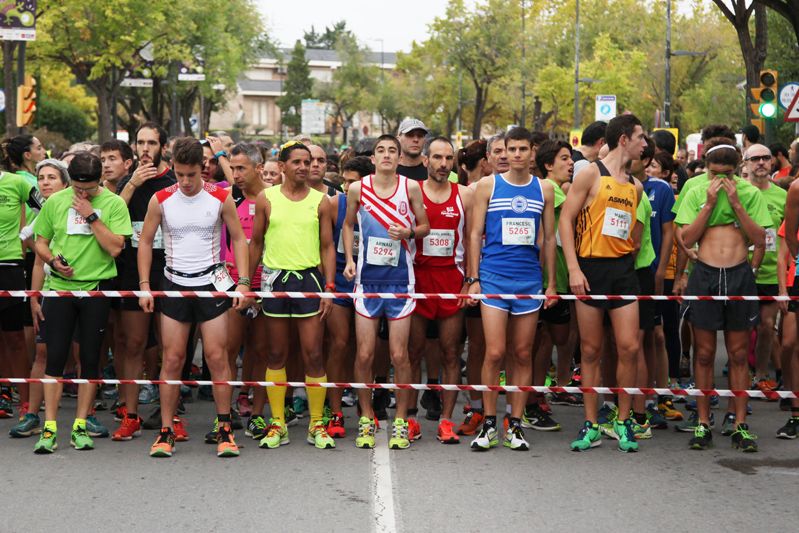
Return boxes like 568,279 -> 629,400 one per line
1,378 -> 796,399
2,290 -> 797,302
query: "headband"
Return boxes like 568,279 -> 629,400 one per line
705,144 -> 737,155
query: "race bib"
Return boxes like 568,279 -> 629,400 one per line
601,208 -> 631,240
131,221 -> 164,249
66,208 -> 102,235
765,228 -> 777,253
261,267 -> 280,291
423,229 -> 455,257
211,264 -> 235,291
337,230 -> 360,257
366,237 -> 400,267
249,203 -> 256,216
502,218 -> 534,246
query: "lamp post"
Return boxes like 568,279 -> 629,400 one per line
521,0 -> 527,128
573,0 -> 580,129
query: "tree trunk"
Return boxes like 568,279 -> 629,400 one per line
3,41 -> 17,136
92,76 -> 113,142
755,0 -> 799,47
471,81 -> 486,139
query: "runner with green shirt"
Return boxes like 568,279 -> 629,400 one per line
675,137 -> 771,452
32,152 -> 132,453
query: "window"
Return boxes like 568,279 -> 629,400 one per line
252,99 -> 268,126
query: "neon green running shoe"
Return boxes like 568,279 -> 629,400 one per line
70,427 -> 94,450
570,421 -> 601,451
631,419 -> 652,440
259,419 -> 289,449
355,416 -> 376,449
307,421 -> 335,449
34,429 -> 57,454
389,418 -> 411,450
598,404 -> 619,438
614,419 -> 639,453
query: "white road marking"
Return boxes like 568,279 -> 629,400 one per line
371,440 -> 398,533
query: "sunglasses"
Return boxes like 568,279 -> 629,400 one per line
745,155 -> 771,163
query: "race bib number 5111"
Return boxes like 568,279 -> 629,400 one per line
601,208 -> 631,240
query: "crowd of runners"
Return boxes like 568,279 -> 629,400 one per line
0,115 -> 798,457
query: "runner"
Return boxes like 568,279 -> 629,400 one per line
342,134 -> 431,450
247,140 -> 337,450
99,140 -> 134,194
467,127 -> 557,452
486,133 -> 510,175
572,121 -> 607,176
675,137 -> 771,452
112,123 -> 175,442
396,118 -> 429,181
408,137 -> 473,444
776,220 -> 799,438
32,152 -> 132,453
559,114 -> 646,453
138,137 -> 250,458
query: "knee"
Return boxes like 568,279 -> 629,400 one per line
440,347 -> 459,368
160,355 -> 184,375
694,349 -> 715,367
390,348 -> 410,369
757,318 -> 775,335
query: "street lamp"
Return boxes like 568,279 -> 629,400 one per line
521,0 -> 527,129
664,0 -> 707,127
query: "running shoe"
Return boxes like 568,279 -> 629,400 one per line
656,398 -> 683,421
246,414 -> 268,439
285,405 -> 298,427
204,418 -> 219,444
230,409 -> 243,430
503,424 -> 529,451
521,404 -> 561,431
645,405 -> 668,429
457,410 -> 484,436
34,428 -> 57,454
669,381 -> 686,403
631,419 -> 652,440
675,411 -> 715,432
613,419 -> 639,452
754,378 -> 778,396
326,411 -> 346,439
470,424 -> 499,451
292,396 -> 307,419
260,419 -> 289,449
10,413 -> 41,438
598,404 -> 618,438
307,421 -> 335,449
570,421 -> 601,451
138,384 -> 159,405
436,419 -> 460,444
689,423 -> 712,450
342,389 -> 357,407
113,403 -> 127,422
720,412 -> 736,437
86,415 -> 110,438
70,427 -> 94,450
731,423 -> 758,452
216,424 -> 240,457
776,417 -> 799,439
389,418 -> 411,450
150,428 -> 175,458
421,390 -> 442,421
236,393 -> 252,418
407,418 -> 422,441
112,416 -> 142,441
172,417 -> 189,442
0,393 -> 13,418
550,392 -> 583,406
685,393 -> 719,412
355,416 -> 376,449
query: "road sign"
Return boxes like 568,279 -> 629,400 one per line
595,95 -> 616,122
0,1 -> 36,41
0,90 -> 5,113
301,99 -> 327,134
785,90 -> 799,123
779,82 -> 799,110
569,129 -> 582,148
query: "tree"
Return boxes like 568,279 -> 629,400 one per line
756,0 -> 799,46
304,21 -> 352,49
276,40 -> 313,134
36,98 -> 94,143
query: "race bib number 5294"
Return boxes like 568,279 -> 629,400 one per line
366,237 -> 400,267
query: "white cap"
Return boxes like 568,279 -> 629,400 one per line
397,118 -> 429,136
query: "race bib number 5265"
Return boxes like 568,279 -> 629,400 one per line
502,218 -> 534,246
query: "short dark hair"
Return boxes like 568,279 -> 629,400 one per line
535,140 -> 572,179
375,134 -> 401,153
770,143 -> 789,159
530,131 -> 549,147
641,134 -> 656,162
701,124 -> 735,142
136,122 -> 167,147
651,151 -> 675,175
171,137 -> 204,167
686,160 -> 705,174
278,141 -> 311,162
100,140 -> 134,162
605,115 -> 642,150
342,155 -> 374,178
68,152 -> 102,182
423,136 -> 453,156
581,121 -> 607,147
505,127 -> 533,146
703,137 -> 741,167
651,130 -> 676,156
1,134 -> 34,169
741,124 -> 760,144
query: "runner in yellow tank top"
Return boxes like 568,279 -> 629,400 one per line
559,114 -> 646,453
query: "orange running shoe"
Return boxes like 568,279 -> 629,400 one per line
172,417 -> 189,442
755,378 -> 778,401
437,419 -> 460,444
216,423 -> 240,457
408,417 -> 422,441
112,416 -> 142,441
150,428 -> 175,457
457,410 -> 484,435
326,411 -> 346,438
113,403 -> 127,422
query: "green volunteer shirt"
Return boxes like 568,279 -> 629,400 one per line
543,178 -> 568,293
674,176 -> 772,231
16,170 -> 38,224
0,171 -> 34,260
635,193 -> 656,269
750,183 -> 786,285
34,187 -> 132,290
672,173 -> 718,215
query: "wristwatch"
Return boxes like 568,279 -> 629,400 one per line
464,277 -> 480,285
215,150 -> 228,159
85,212 -> 100,224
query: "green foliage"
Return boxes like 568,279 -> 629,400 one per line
36,97 -> 94,143
765,8 -> 799,143
304,21 -> 353,50
277,41 -> 313,134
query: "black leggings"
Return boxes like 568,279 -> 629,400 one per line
43,290 -> 112,379
660,278 -> 681,378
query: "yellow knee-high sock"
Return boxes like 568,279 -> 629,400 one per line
266,367 -> 287,423
306,375 -> 328,425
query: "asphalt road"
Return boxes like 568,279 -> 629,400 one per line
1,372 -> 796,532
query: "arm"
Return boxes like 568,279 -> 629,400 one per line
777,237 -> 789,314
29,254 -> 46,333
72,195 -> 125,257
723,179 -> 765,247
631,180 -> 645,253
402,180 -> 430,239
458,185 -> 475,305
540,180 -> 557,308
248,192 -> 268,281
208,136 -> 233,182
751,243 -> 765,271
655,221 -> 674,295
785,180 -> 799,258
680,179 -> 721,249
342,183 -> 361,281
317,197 -> 336,320
119,164 -> 158,205
221,195 -> 251,310
466,177 -> 492,300
559,165 -> 597,295
137,196 -> 161,313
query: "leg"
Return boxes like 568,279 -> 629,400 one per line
74,297 -> 112,420
42,298 -> 77,425
692,328 -> 717,426
325,304 -> 353,412
158,314 -> 192,428
387,316 -> 413,420
407,314 -> 427,412
117,310 -> 152,417
264,317 -> 291,421
198,312 -> 233,419
608,303 -> 640,421
506,312 -> 539,419
724,329 -> 753,424
575,302 -> 607,423
246,314 -> 269,416
295,315 -> 327,424
437,311 -> 465,420
479,304 -> 508,418
354,314 -> 379,418
754,303 -> 778,383
465,315 -> 485,405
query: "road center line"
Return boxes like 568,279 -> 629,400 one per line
372,440 -> 398,533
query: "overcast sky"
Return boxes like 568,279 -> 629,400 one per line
255,0 -> 451,53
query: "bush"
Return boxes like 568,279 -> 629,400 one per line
36,97 -> 94,143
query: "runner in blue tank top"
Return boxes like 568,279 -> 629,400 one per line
466,127 -> 557,452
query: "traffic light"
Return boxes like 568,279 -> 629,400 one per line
750,69 -> 778,119
16,75 -> 36,128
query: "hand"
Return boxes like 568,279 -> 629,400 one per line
654,269 -> 665,296
721,177 -> 740,208
568,268 -> 590,296
319,298 -> 332,321
71,194 -> 94,219
458,282 -> 471,308
778,289 -> 789,314
467,281 -> 482,306
31,299 -> 44,335
705,178 -> 722,208
387,224 -> 407,241
131,162 -> 158,187
232,284 -> 251,311
139,295 -> 154,313
343,260 -> 356,281
543,286 -> 558,310
686,248 -> 698,262
51,256 -> 74,278
673,274 -> 687,297
206,136 -> 224,155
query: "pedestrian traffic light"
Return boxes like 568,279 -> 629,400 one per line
750,69 -> 778,119
16,75 -> 36,128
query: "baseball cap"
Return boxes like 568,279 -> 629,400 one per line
397,118 -> 429,136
